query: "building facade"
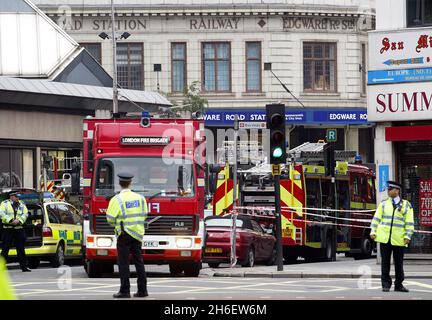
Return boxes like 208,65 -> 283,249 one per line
0,0 -> 170,192
368,0 -> 432,254
35,0 -> 376,162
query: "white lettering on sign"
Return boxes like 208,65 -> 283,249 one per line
420,179 -> 432,227
329,113 -> 357,120
204,114 -> 221,121
121,136 -> 170,145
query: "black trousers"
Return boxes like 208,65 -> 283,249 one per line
1,228 -> 28,270
117,232 -> 147,294
380,242 -> 405,289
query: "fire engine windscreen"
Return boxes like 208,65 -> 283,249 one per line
94,157 -> 195,197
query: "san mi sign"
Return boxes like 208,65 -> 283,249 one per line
367,82 -> 432,122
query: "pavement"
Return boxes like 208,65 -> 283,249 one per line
199,255 -> 432,279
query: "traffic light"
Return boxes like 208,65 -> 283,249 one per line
323,143 -> 335,177
266,104 -> 287,164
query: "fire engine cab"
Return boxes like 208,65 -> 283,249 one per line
82,115 -> 206,277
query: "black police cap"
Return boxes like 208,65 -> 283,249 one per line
387,180 -> 402,190
117,172 -> 134,182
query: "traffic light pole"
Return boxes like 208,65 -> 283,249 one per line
230,115 -> 239,268
274,173 -> 284,271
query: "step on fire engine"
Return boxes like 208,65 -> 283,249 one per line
214,142 -> 377,263
81,114 -> 207,277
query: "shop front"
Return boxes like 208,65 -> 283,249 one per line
385,124 -> 432,254
204,107 -> 373,165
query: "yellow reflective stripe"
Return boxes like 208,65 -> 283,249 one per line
350,202 -> 364,209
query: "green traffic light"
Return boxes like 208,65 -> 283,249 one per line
272,147 -> 283,158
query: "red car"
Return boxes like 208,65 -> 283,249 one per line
202,215 -> 276,268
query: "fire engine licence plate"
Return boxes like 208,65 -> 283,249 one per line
205,247 -> 222,253
143,241 -> 159,248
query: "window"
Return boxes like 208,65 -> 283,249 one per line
171,43 -> 187,93
47,204 -> 61,224
251,220 -> 264,234
80,43 -> 102,64
117,43 -> 144,90
0,148 -> 24,189
57,204 -> 75,225
361,43 -> 367,95
407,0 -> 432,27
246,42 -> 262,92
303,42 -> 337,92
202,42 -> 231,92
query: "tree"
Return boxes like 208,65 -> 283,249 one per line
170,81 -> 208,117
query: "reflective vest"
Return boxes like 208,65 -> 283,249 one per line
106,190 -> 147,242
0,257 -> 16,300
0,200 -> 28,229
370,198 -> 415,247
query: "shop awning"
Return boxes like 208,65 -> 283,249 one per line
385,125 -> 432,141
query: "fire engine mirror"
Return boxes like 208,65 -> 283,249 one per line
209,164 -> 221,174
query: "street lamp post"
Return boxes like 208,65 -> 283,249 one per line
98,1 -> 130,118
111,0 -> 118,116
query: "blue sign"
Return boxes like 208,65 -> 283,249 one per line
378,165 -> 390,192
204,108 -> 368,127
368,67 -> 432,85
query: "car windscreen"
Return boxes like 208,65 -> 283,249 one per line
205,218 -> 244,228
95,157 -> 195,198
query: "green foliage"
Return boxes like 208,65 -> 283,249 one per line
169,81 -> 208,117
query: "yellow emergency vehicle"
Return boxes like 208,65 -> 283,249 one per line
0,189 -> 83,269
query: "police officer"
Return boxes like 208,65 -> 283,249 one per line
0,192 -> 31,272
107,173 -> 148,298
370,180 -> 415,292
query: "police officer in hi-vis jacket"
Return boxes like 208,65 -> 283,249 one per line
106,173 -> 148,299
370,180 -> 415,293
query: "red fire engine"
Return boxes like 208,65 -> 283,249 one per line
213,142 -> 376,263
82,115 -> 206,277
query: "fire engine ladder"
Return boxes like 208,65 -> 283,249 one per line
287,142 -> 357,164
217,140 -> 265,165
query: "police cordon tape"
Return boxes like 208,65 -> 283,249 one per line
226,206 -> 432,235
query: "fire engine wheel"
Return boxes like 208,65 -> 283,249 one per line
85,261 -> 103,278
50,243 -> 65,268
208,262 -> 220,268
184,262 -> 202,277
169,263 -> 184,276
242,247 -> 255,268
325,236 -> 336,262
28,258 -> 40,269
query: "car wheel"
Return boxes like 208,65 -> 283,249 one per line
354,237 -> 373,260
184,262 -> 201,277
208,262 -> 220,268
51,243 -> 65,268
28,258 -> 40,269
169,262 -> 184,276
266,246 -> 277,266
242,247 -> 255,268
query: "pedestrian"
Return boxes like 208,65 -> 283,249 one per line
0,257 -> 16,300
370,180 -> 415,292
0,192 -> 31,272
106,173 -> 148,298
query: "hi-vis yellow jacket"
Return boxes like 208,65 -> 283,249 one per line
370,198 -> 415,247
0,200 -> 28,229
0,257 -> 16,300
106,190 -> 148,242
